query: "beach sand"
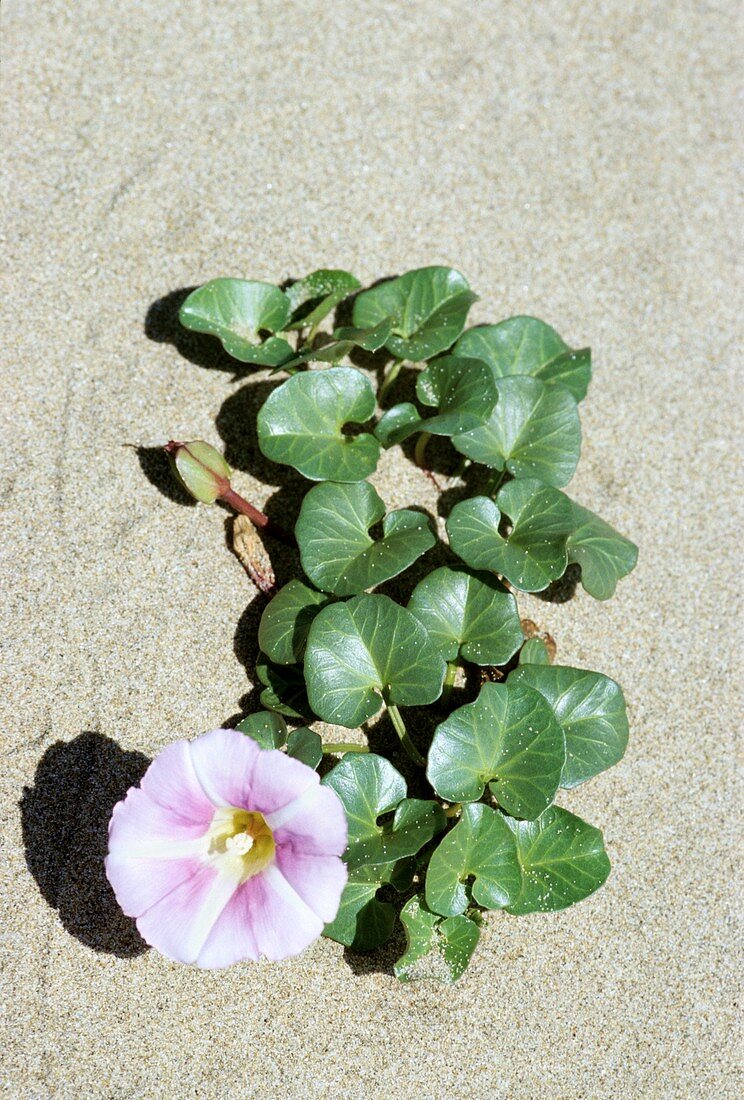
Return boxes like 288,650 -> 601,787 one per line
1,2 -> 740,1096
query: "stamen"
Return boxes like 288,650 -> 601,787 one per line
225,831 -> 254,855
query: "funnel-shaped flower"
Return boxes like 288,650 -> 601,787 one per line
106,728 -> 348,967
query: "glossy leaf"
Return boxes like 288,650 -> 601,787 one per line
296,481 -> 435,596
322,754 -> 444,950
280,319 -> 393,369
454,316 -> 592,402
255,657 -> 314,720
509,664 -> 629,788
504,806 -> 610,914
257,367 -> 379,482
374,356 -> 497,446
323,754 -> 445,870
257,579 -> 332,665
323,882 -> 395,951
452,375 -> 581,487
352,266 -> 477,360
394,896 -> 480,983
425,803 -> 522,917
304,594 -> 446,727
235,711 -> 287,750
179,279 -> 294,366
285,727 -> 323,769
567,503 -> 639,599
519,637 -> 552,665
427,680 -> 565,818
446,479 -> 574,592
284,269 -> 360,330
407,566 -> 523,665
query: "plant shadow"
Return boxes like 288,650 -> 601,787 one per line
20,732 -> 151,958
145,287 -> 247,377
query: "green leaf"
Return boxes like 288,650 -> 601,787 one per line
280,319 -> 393,369
567,503 -> 638,599
427,680 -> 565,818
452,375 -> 581,487
257,367 -> 380,482
519,637 -> 552,665
305,594 -> 446,727
425,803 -> 522,917
285,727 -> 323,769
296,481 -> 435,596
235,711 -> 287,750
257,579 -> 332,665
255,657 -> 314,719
374,356 -> 498,447
446,479 -> 574,592
504,806 -> 611,914
454,316 -> 592,402
352,266 -> 477,360
394,896 -> 480,983
508,664 -> 629,788
179,279 -> 294,366
322,754 -> 445,950
323,883 -> 395,951
284,269 -> 360,330
407,565 -> 523,665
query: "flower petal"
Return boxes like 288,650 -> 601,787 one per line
249,747 -> 320,814
267,782 -> 348,856
138,739 -> 215,827
105,850 -> 204,917
187,727 -> 261,807
197,865 -> 324,966
108,785 -> 207,860
274,848 -> 347,923
135,865 -> 238,964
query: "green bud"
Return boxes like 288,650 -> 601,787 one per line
166,440 -> 231,504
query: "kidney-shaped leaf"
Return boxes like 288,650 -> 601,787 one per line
425,803 -> 522,916
179,278 -> 294,366
407,566 -> 523,665
352,266 -> 477,361
567,502 -> 638,599
305,594 -> 446,727
452,375 -> 581,487
509,664 -> 629,788
285,727 -> 323,769
258,579 -> 332,665
257,367 -> 379,481
322,754 -> 445,950
284,269 -> 360,330
446,478 -> 574,592
374,356 -> 497,446
504,806 -> 611,914
255,656 -> 314,719
427,680 -> 565,818
235,710 -> 287,750
394,896 -> 480,983
280,319 -> 394,370
296,481 -> 435,596
454,316 -> 592,402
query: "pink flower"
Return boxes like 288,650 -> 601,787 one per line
105,728 -> 348,968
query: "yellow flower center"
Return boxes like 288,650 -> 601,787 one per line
207,807 -> 275,882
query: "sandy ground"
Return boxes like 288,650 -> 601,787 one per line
1,1 -> 741,1097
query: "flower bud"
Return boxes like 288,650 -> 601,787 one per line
166,440 -> 231,504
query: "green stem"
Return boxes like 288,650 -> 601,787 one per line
442,660 -> 458,704
486,466 -> 510,497
444,803 -> 462,819
321,742 -> 370,755
306,320 -> 321,344
414,431 -> 431,468
379,357 -> 405,401
386,703 -> 425,767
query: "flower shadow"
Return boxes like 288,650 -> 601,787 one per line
20,732 -> 150,958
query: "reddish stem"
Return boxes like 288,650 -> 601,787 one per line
220,486 -> 295,546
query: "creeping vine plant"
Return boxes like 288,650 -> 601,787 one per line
166,267 -> 637,982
